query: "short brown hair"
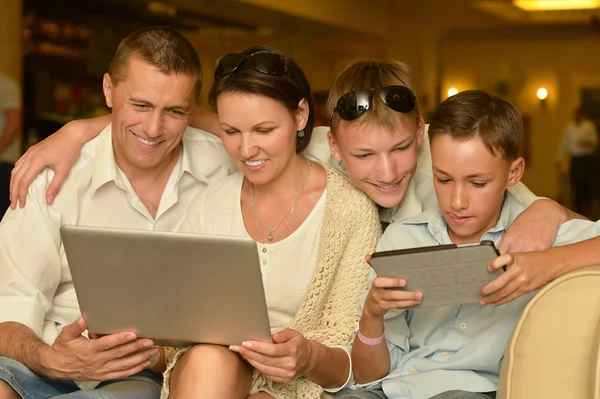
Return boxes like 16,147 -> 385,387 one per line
209,45 -> 314,153
327,60 -> 420,132
428,90 -> 522,159
109,26 -> 203,100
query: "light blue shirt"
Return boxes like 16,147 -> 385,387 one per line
357,193 -> 600,399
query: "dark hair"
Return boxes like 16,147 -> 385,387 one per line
109,26 -> 203,100
209,45 -> 314,153
428,90 -> 522,159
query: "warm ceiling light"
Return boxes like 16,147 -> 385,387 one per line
447,87 -> 459,97
514,0 -> 600,11
537,87 -> 548,100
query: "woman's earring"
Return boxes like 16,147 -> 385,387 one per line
297,130 -> 305,138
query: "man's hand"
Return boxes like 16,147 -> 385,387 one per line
229,329 -> 312,383
480,252 -> 556,306
41,317 -> 158,381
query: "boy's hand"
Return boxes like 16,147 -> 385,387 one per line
499,199 -> 564,254
480,252 -> 556,306
363,277 -> 423,318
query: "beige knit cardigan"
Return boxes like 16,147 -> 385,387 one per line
161,165 -> 382,399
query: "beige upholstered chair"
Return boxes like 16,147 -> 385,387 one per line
498,266 -> 600,399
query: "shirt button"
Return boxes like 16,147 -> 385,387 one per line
408,368 -> 417,374
262,247 -> 267,253
460,322 -> 467,329
440,352 -> 448,359
262,260 -> 267,266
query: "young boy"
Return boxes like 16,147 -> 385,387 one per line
338,90 -> 600,399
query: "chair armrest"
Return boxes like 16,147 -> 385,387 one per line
498,265 -> 600,399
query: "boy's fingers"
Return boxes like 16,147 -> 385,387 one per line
480,270 -> 514,296
481,279 -> 519,305
488,254 -> 513,272
380,288 -> 421,301
373,277 -> 406,288
389,299 -> 422,309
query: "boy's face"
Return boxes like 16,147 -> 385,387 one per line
327,115 -> 425,209
430,134 -> 524,245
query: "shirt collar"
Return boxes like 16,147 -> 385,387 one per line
90,125 -> 210,193
90,125 -> 120,193
399,191 -> 525,242
178,128 -> 212,185
381,176 -> 422,223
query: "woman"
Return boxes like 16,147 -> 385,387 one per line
8,61 -> 583,305
155,46 -> 380,398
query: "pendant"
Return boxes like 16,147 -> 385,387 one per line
268,234 -> 273,241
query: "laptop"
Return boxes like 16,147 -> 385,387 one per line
61,225 -> 272,347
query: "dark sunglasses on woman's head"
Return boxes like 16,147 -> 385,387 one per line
329,85 -> 416,124
214,51 -> 288,81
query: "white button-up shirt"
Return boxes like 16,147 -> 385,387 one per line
0,124 -> 235,345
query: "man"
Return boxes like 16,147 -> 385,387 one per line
0,72 -> 21,215
556,107 -> 599,214
0,26 -> 235,398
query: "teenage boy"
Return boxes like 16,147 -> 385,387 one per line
338,90 -> 600,399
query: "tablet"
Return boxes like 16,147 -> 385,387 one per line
370,240 -> 502,308
61,225 -> 272,347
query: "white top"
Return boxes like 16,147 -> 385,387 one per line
181,172 -> 327,333
0,124 -> 235,345
0,72 -> 21,163
305,126 -> 539,223
556,119 -> 599,160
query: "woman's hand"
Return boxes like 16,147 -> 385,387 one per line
10,116 -> 110,209
499,199 -> 572,254
229,328 -> 313,383
480,251 -> 556,306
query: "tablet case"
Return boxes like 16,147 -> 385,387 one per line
370,241 -> 502,308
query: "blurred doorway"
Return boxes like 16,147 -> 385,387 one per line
580,89 -> 600,220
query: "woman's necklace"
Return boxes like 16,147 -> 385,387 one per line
249,158 -> 313,242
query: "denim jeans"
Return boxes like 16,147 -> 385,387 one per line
0,356 -> 162,399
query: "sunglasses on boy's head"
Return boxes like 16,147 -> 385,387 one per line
214,51 -> 288,81
329,85 -> 416,124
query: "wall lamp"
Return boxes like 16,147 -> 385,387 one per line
447,87 -> 459,97
536,87 -> 548,107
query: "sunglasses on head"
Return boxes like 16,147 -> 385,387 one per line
214,51 -> 288,81
329,85 -> 416,124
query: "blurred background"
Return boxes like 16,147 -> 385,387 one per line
0,0 -> 599,218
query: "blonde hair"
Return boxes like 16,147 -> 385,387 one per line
327,60 -> 420,133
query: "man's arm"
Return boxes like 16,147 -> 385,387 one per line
0,322 -> 47,374
0,177 -> 156,380
0,108 -> 21,154
188,105 -> 220,137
